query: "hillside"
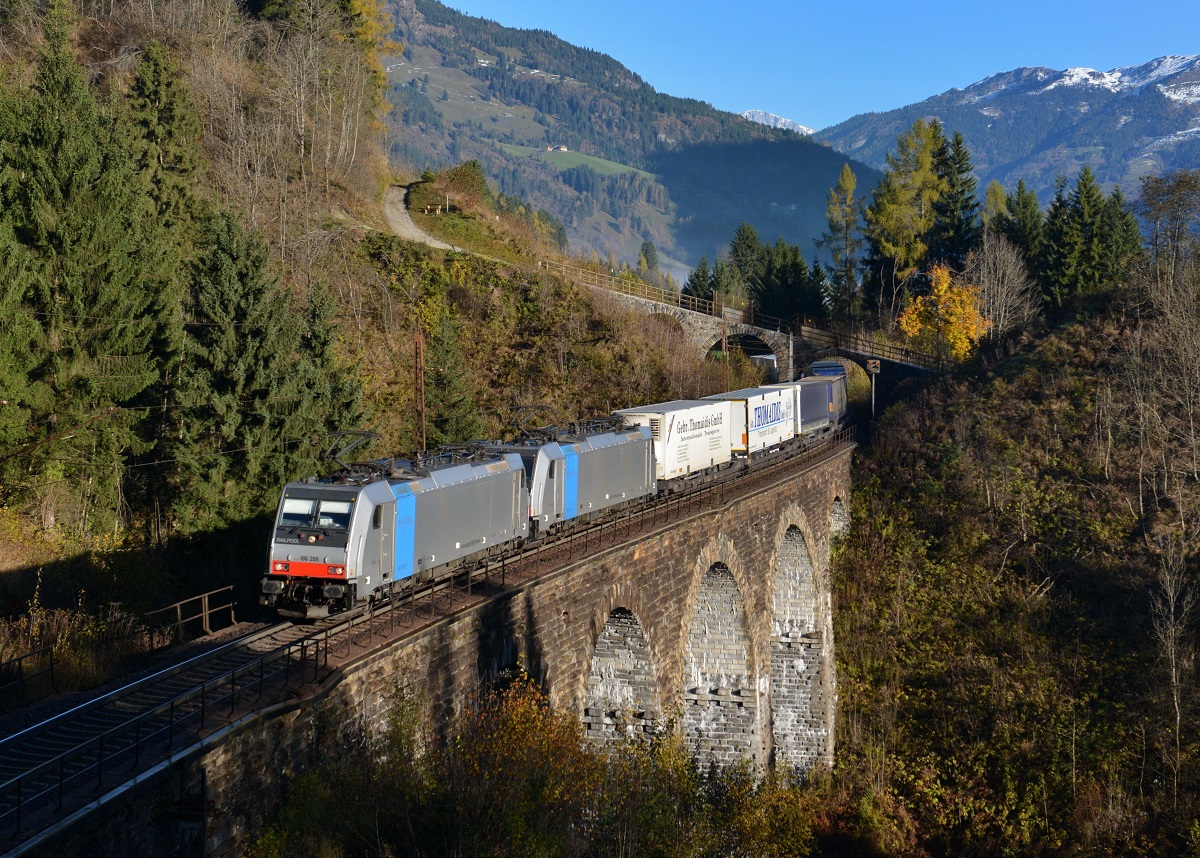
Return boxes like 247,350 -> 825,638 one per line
815,55 -> 1200,201
384,0 -> 880,274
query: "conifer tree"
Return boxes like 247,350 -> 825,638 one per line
0,220 -> 39,468
1067,166 -> 1107,297
1038,177 -> 1076,307
928,131 -> 980,270
1099,187 -> 1143,286
425,313 -> 484,447
128,40 -> 202,234
817,163 -> 864,326
638,239 -> 658,273
683,256 -> 713,300
995,180 -> 1044,276
168,212 -> 360,530
728,223 -> 764,288
752,239 -> 813,320
4,4 -> 176,531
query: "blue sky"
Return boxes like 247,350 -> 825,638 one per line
436,1 -> 1199,130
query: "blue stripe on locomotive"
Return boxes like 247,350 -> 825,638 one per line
562,444 -> 579,520
391,483 -> 416,580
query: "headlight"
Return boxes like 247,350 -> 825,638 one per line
328,566 -> 346,577
272,561 -> 290,573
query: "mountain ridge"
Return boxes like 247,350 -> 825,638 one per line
815,54 -> 1200,201
386,0 -> 878,273
741,110 -> 817,136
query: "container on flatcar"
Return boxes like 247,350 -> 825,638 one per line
808,360 -> 847,377
787,377 -> 847,434
261,452 -> 528,618
702,387 -> 795,457
764,381 -> 824,436
614,399 -> 733,481
486,424 -> 655,537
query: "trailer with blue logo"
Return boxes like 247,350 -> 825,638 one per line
703,386 -> 795,457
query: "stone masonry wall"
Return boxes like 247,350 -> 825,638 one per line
683,563 -> 758,765
583,608 -> 660,743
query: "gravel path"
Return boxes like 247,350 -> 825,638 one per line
384,184 -> 458,251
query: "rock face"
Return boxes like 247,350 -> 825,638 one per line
815,54 -> 1200,201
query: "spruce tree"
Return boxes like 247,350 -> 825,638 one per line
996,180 -> 1044,276
168,212 -> 360,530
1039,177 -> 1079,308
5,5 -> 176,532
1098,187 -> 1143,286
728,223 -> 764,288
752,239 -> 812,320
928,131 -> 980,270
1067,166 -> 1107,298
683,256 -> 713,300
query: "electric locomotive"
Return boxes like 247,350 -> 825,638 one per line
261,447 -> 528,619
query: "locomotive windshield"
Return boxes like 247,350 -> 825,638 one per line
278,496 -> 354,531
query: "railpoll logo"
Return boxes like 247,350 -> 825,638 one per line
750,401 -> 787,430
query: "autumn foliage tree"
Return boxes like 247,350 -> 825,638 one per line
897,265 -> 989,362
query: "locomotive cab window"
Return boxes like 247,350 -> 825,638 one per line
279,498 -> 317,528
316,500 -> 353,530
372,506 -> 382,529
278,496 -> 354,530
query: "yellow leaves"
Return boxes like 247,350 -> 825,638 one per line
345,0 -> 398,74
898,265 -> 990,362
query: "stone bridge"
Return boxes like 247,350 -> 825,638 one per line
32,445 -> 852,858
601,289 -> 798,378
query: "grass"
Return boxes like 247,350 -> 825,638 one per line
495,143 -> 653,178
406,179 -> 544,267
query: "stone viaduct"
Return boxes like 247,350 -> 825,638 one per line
29,445 -> 852,858
601,288 -> 799,379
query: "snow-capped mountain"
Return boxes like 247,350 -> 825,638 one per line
742,110 -> 817,136
814,54 -> 1200,201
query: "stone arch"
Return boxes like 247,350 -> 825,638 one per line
830,496 -> 849,540
706,332 -> 776,363
770,525 -> 826,772
683,560 -> 760,765
583,608 -> 662,744
648,311 -> 686,336
767,504 -> 835,771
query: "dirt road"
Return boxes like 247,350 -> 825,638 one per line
383,184 -> 457,251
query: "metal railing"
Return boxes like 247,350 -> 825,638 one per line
144,586 -> 237,652
0,647 -> 56,711
0,625 -> 335,838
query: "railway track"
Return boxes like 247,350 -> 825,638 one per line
0,425 -> 855,855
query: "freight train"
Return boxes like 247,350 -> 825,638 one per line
260,374 -> 848,619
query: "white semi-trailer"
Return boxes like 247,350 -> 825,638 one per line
703,386 -> 795,457
614,399 -> 733,481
